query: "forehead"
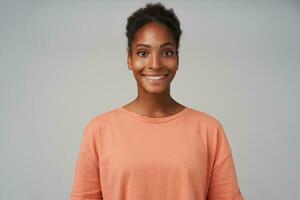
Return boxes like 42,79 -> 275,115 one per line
132,22 -> 175,46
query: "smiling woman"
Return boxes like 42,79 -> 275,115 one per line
69,2 -> 244,200
127,22 -> 179,96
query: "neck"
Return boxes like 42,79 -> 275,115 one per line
132,86 -> 180,117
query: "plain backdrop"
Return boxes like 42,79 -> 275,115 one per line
0,0 -> 299,199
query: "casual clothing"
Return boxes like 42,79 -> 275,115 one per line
69,106 -> 244,200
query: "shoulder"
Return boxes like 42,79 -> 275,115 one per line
188,107 -> 232,155
186,107 -> 224,129
84,108 -> 121,129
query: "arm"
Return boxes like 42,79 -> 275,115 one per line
69,121 -> 103,200
207,122 -> 244,200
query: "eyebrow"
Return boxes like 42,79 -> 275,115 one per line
135,42 -> 174,48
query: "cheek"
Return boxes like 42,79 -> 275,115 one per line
132,56 -> 178,70
132,57 -> 146,69
131,59 -> 144,78
162,58 -> 178,68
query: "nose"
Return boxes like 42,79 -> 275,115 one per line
148,52 -> 161,69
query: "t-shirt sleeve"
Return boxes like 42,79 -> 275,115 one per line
207,122 -> 244,200
69,120 -> 103,200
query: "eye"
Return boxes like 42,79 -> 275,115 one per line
137,50 -> 148,57
162,49 -> 175,57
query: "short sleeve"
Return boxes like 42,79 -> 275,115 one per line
69,121 -> 103,200
207,122 -> 244,200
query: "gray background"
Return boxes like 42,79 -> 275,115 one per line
1,0 -> 299,199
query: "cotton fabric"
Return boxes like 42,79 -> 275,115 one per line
69,106 -> 244,200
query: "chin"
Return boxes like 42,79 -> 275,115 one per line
144,86 -> 170,95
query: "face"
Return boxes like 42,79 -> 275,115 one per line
127,22 -> 179,95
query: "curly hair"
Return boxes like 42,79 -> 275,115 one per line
125,2 -> 182,53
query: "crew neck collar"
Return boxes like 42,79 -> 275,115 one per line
118,106 -> 190,123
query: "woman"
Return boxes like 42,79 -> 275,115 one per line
69,3 -> 244,200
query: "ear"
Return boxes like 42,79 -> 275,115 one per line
127,51 -> 133,70
176,50 -> 179,70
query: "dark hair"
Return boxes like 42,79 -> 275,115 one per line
126,2 -> 182,52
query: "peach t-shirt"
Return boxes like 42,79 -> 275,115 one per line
69,106 -> 244,200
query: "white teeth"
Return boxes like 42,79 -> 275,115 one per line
145,75 -> 165,80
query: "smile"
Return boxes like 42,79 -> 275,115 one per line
143,74 -> 168,81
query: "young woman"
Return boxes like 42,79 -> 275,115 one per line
69,3 -> 244,200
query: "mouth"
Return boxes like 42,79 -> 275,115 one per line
142,74 -> 168,81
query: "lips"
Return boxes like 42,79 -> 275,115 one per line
143,74 -> 168,82
142,74 -> 168,76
